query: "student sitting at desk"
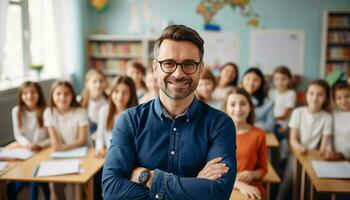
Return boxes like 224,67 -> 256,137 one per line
224,88 -> 268,200
242,68 -> 275,132
196,67 -> 222,109
79,69 -> 108,137
213,62 -> 239,101
95,76 -> 138,157
332,81 -> 350,159
44,81 -> 89,200
276,79 -> 334,200
8,81 -> 50,200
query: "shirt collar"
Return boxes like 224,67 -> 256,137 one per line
154,96 -> 199,122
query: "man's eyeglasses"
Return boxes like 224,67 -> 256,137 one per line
157,60 -> 201,75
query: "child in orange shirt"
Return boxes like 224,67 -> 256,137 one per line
224,87 -> 268,200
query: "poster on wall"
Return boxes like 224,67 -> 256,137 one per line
200,31 -> 240,75
249,30 -> 305,74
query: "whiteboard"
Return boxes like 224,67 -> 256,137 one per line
249,30 -> 304,74
201,31 -> 240,75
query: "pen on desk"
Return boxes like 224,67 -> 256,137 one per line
32,165 -> 40,177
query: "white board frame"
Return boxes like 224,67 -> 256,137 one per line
249,30 -> 305,74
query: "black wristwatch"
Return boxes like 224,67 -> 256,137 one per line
138,169 -> 150,187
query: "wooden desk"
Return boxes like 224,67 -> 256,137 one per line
292,147 -> 350,200
229,162 -> 281,200
0,147 -> 104,200
266,132 -> 279,148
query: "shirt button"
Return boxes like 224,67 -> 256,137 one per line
155,194 -> 160,199
173,127 -> 177,131
186,119 -> 189,122
170,150 -> 175,155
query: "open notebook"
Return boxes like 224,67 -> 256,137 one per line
50,146 -> 88,159
34,159 -> 80,177
0,148 -> 34,160
0,161 -> 8,171
312,160 -> 350,179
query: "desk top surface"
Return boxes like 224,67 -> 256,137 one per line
292,147 -> 350,193
0,147 -> 104,183
266,132 -> 279,148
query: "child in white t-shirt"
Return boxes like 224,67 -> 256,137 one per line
95,76 -> 138,157
79,69 -> 108,137
268,66 -> 296,139
268,66 -> 296,160
277,79 -> 334,200
332,81 -> 350,159
44,81 -> 89,199
8,81 -> 50,200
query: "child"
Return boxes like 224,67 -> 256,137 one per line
126,61 -> 148,100
276,79 -> 333,200
268,66 -> 296,139
80,69 -> 108,135
8,81 -> 50,200
224,88 -> 267,200
44,81 -> 89,199
213,62 -> 239,101
95,76 -> 138,157
139,69 -> 159,104
242,68 -> 274,132
332,81 -> 350,159
196,68 -> 222,109
268,66 -> 296,161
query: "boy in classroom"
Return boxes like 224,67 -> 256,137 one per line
224,87 -> 267,200
79,69 -> 108,137
8,81 -> 50,200
276,79 -> 334,200
44,81 -> 90,200
332,81 -> 350,159
242,67 -> 275,132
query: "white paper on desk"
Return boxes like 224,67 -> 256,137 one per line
36,159 -> 80,177
0,148 -> 34,160
0,161 -> 8,171
312,160 -> 350,179
50,146 -> 88,159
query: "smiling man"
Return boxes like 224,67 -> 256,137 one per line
102,25 -> 236,200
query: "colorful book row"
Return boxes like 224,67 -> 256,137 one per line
329,16 -> 350,27
88,42 -> 143,57
327,47 -> 350,59
328,31 -> 350,43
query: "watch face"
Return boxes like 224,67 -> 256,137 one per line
138,170 -> 149,184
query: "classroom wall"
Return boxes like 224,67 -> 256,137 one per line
84,0 -> 350,85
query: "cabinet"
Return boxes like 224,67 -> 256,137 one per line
87,35 -> 156,76
321,10 -> 350,78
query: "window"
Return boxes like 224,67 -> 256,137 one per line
1,0 -> 27,81
1,0 -> 57,87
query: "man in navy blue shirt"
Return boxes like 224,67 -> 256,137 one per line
102,25 -> 236,200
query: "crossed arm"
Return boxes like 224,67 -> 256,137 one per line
102,113 -> 236,200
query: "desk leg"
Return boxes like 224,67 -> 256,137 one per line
266,183 -> 270,200
83,178 -> 94,200
331,193 -> 336,200
293,156 -> 301,200
74,184 -> 82,200
300,168 -> 306,200
309,183 -> 317,200
0,182 -> 6,200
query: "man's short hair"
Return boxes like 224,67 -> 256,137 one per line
154,25 -> 204,62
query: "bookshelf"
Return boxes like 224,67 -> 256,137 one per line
321,10 -> 350,78
87,35 -> 156,76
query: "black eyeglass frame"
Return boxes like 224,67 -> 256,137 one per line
157,59 -> 201,75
